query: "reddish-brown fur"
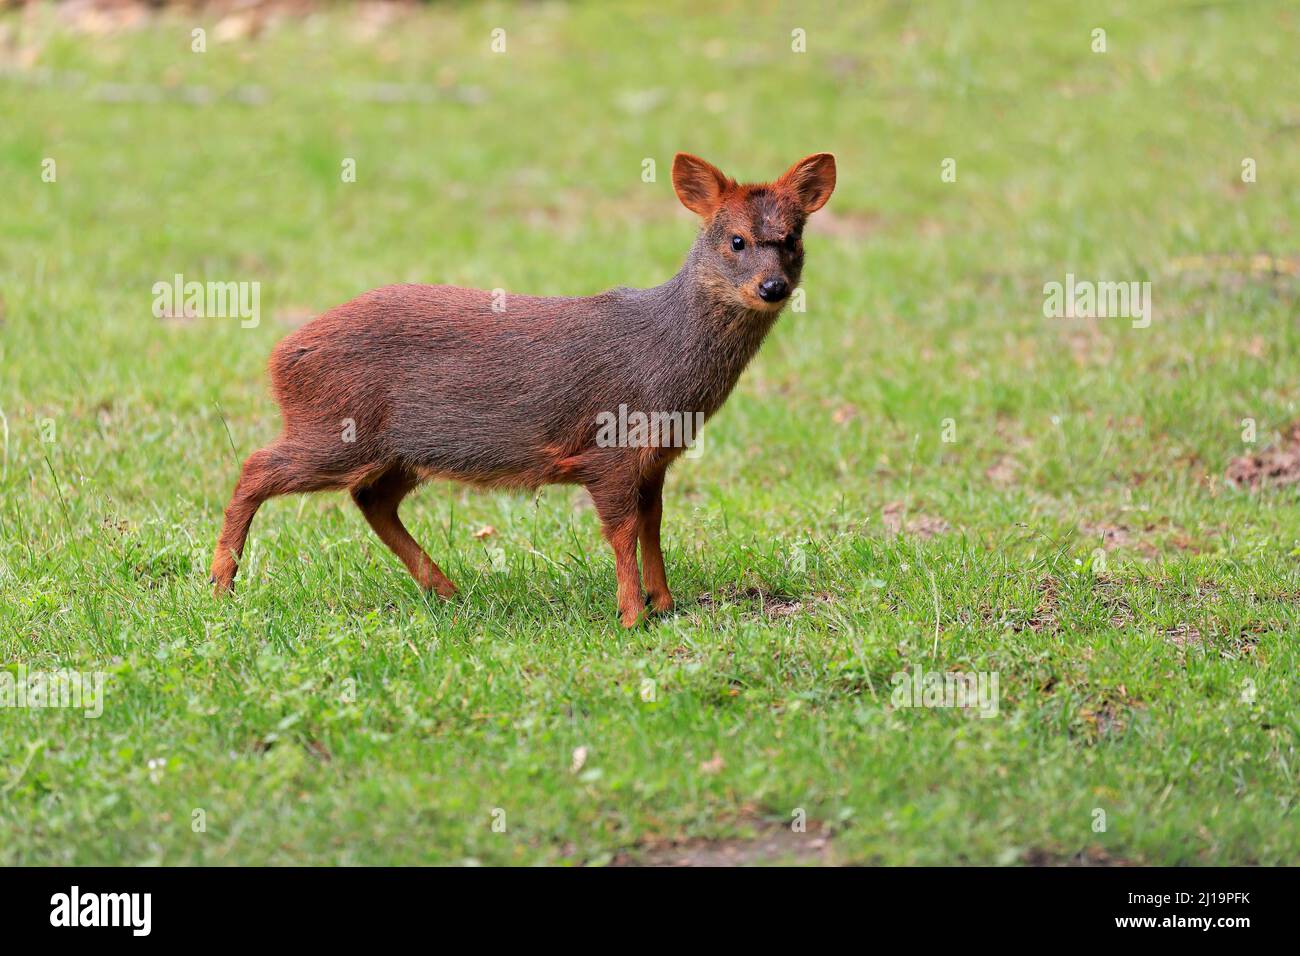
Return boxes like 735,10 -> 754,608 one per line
211,153 -> 836,626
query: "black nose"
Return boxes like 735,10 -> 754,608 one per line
758,277 -> 789,302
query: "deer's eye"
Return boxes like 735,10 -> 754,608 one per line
783,233 -> 799,251
730,235 -> 745,251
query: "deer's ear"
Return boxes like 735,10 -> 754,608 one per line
672,153 -> 732,218
779,153 -> 836,214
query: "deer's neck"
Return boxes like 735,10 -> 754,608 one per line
636,245 -> 782,419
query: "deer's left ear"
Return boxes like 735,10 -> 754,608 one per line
779,153 -> 836,214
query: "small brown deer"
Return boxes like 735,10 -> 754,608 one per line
211,152 -> 836,626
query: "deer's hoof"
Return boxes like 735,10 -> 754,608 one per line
648,592 -> 675,614
208,559 -> 236,595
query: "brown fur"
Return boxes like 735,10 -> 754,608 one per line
210,152 -> 836,626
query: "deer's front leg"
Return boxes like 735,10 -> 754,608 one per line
638,470 -> 673,613
589,480 -> 645,628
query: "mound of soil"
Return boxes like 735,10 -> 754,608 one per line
1226,422 -> 1300,489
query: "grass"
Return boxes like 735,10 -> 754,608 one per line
1,0 -> 1299,865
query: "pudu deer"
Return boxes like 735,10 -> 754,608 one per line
211,152 -> 836,626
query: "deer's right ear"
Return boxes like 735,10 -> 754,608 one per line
672,153 -> 732,218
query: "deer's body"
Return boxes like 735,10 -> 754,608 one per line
211,153 -> 835,625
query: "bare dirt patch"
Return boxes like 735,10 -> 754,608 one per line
1168,253 -> 1300,286
985,418 -> 1033,488
830,402 -> 858,425
881,501 -> 950,539
1227,624 -> 1267,657
1226,421 -> 1300,490
1061,316 -> 1115,368
1031,577 -> 1060,632
697,586 -> 835,619
1077,690 -> 1140,743
1011,575 -> 1060,634
1022,846 -> 1136,867
1165,618 -> 1264,659
984,454 -> 1020,487
1079,522 -> 1161,558
1079,522 -> 1130,549
1161,623 -> 1202,649
612,820 -> 834,867
1094,576 -> 1134,628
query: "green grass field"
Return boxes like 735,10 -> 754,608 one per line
2,0 -> 1299,865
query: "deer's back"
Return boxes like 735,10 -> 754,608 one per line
268,283 -> 660,486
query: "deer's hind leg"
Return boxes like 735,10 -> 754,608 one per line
211,440 -> 340,592
351,467 -> 457,598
